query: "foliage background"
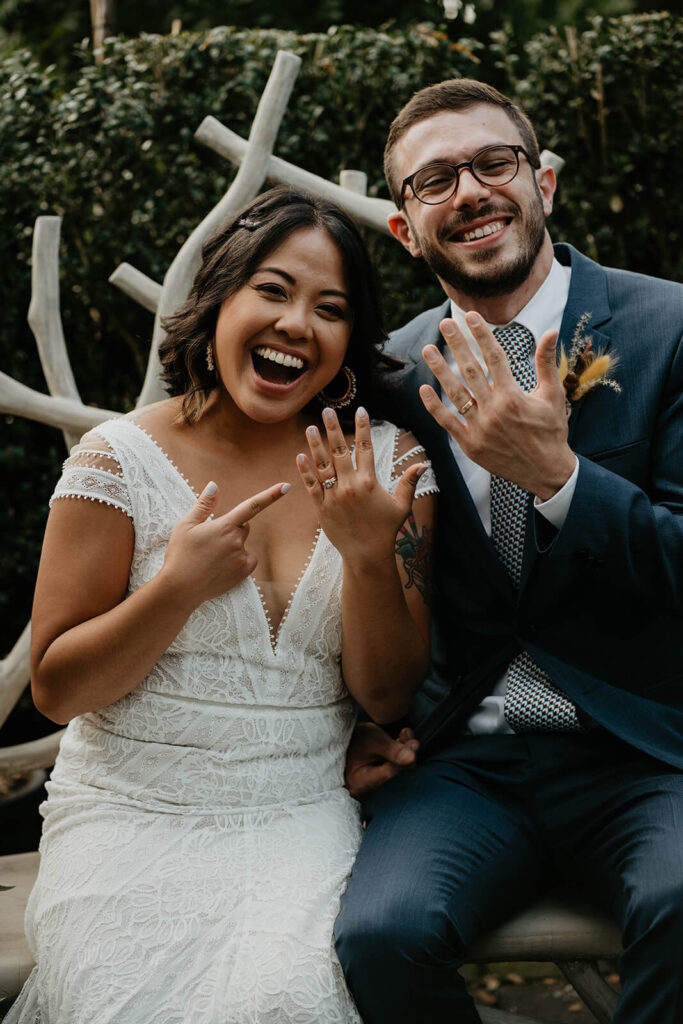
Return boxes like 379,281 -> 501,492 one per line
0,11 -> 681,677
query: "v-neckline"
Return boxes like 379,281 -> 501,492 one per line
124,418 -> 326,656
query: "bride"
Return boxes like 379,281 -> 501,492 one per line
7,186 -> 436,1024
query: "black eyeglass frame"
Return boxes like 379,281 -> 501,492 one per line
398,144 -> 540,211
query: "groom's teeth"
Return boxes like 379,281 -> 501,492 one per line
253,346 -> 304,370
462,220 -> 505,242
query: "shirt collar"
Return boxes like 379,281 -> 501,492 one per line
448,257 -> 571,362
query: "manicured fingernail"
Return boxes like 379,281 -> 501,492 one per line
397,747 -> 414,764
297,453 -> 306,466
415,465 -> 427,480
357,406 -> 367,419
423,345 -> 438,362
204,481 -> 217,497
280,483 -> 291,494
306,426 -> 317,438
323,407 -> 334,420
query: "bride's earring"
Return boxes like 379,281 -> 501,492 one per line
317,366 -> 357,409
206,342 -> 215,373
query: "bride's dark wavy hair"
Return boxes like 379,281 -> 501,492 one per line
159,186 -> 400,427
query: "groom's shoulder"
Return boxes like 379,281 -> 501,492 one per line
560,243 -> 682,315
386,301 -> 450,362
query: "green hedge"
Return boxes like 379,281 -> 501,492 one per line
509,12 -> 682,282
0,14 -> 680,655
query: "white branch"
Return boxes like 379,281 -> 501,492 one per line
0,624 -> 30,731
540,149 -> 565,175
0,372 -> 118,435
109,263 -> 163,313
0,729 -> 65,773
339,170 -> 368,195
27,216 -> 83,450
196,116 -> 395,234
197,124 -> 564,234
137,50 -> 303,406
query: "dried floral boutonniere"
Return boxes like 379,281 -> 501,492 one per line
558,312 -> 621,417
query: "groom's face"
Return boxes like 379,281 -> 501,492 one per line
387,105 -> 555,303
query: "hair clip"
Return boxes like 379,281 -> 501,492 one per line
237,217 -> 260,231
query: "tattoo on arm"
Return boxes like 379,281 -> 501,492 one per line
396,513 -> 433,606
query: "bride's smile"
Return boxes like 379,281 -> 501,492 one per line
212,226 -> 353,424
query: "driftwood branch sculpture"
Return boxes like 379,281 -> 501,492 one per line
137,49 -> 303,405
27,217 -> 84,450
2,48 -> 564,778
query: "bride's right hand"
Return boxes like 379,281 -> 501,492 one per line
161,480 -> 290,607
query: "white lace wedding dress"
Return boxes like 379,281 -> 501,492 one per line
7,416 -> 435,1024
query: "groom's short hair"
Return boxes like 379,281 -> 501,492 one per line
383,79 -> 541,207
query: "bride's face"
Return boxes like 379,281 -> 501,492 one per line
212,227 -> 353,424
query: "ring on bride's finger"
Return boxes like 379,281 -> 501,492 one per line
458,397 -> 476,416
322,477 -> 338,489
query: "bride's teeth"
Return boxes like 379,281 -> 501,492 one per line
253,346 -> 305,370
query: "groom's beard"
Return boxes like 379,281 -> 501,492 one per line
411,192 -> 547,300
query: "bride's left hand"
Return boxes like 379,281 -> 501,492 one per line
297,406 -> 426,566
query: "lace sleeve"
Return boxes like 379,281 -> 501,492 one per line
388,428 -> 439,499
49,430 -> 133,519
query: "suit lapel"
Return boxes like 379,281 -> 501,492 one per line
518,245 -> 614,592
554,244 -> 614,448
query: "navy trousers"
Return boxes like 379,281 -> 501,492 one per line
335,732 -> 683,1024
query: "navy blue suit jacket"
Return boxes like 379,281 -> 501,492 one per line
385,243 -> 683,768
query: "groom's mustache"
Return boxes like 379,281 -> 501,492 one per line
437,202 -> 518,243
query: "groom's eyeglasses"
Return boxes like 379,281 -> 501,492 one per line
398,145 -> 539,210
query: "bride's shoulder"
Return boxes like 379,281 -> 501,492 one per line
369,419 -> 421,454
122,398 -> 180,430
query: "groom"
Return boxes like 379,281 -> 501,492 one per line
335,79 -> 683,1023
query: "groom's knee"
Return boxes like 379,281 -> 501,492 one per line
335,889 -> 465,978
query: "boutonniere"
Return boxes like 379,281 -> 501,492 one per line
558,312 -> 621,416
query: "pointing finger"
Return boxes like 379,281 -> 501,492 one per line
224,481 -> 291,526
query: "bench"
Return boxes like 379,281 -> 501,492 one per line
1,850 -> 621,1023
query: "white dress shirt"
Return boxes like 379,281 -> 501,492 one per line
439,258 -> 579,734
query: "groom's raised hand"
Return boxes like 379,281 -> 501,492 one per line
344,723 -> 419,800
420,312 -> 576,502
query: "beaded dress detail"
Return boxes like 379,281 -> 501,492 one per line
7,417 -> 436,1024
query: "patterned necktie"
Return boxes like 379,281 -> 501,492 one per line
490,322 -> 581,732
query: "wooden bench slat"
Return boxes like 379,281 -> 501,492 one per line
0,852 -> 39,1005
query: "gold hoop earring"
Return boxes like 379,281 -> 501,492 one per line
317,366 -> 357,409
206,343 -> 215,373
